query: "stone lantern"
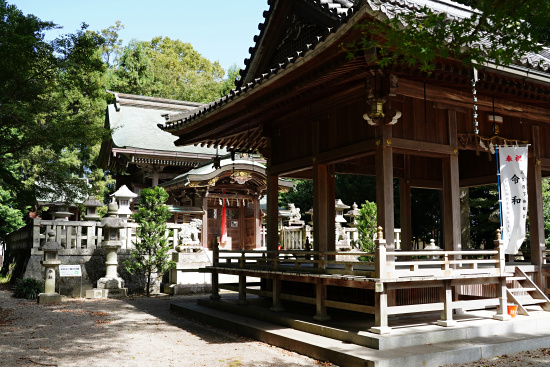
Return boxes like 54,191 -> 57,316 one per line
335,199 -> 350,224
50,204 -> 73,221
87,202 -> 128,298
335,199 -> 350,251
111,185 -> 137,220
38,230 -> 62,304
82,195 -> 103,221
344,202 -> 360,227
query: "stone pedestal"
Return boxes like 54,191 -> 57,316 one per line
89,242 -> 128,298
38,264 -> 62,304
164,250 -> 212,295
86,209 -> 128,299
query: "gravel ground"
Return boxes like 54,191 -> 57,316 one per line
3,284 -> 550,367
0,285 -> 334,367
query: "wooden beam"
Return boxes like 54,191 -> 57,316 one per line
391,138 -> 455,157
459,175 -> 497,188
409,179 -> 443,189
317,139 -> 378,164
269,156 -> 312,176
399,79 -> 550,123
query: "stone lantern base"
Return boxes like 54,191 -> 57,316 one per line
86,277 -> 128,299
38,292 -> 62,304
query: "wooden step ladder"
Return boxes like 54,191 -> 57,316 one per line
506,267 -> 550,316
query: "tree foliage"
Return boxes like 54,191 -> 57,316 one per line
0,1 -> 111,237
356,200 -> 377,257
342,0 -> 550,72
110,37 -> 229,103
0,186 -> 25,244
124,187 -> 175,297
97,20 -> 124,67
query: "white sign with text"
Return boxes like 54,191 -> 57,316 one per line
59,265 -> 82,277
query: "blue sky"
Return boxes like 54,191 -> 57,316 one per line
10,0 -> 270,73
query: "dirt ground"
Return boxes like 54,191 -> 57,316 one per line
0,284 -> 334,367
2,283 -> 550,367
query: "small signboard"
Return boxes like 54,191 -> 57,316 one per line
59,265 -> 82,277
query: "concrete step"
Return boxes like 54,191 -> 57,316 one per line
171,296 -> 550,367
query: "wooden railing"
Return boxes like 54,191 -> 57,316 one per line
212,228 -> 506,279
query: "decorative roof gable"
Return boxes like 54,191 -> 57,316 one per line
239,0 -> 357,87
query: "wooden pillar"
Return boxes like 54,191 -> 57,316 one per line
266,170 -> 280,257
238,274 -> 248,305
327,166 -> 336,252
399,155 -> 412,251
210,241 -> 220,300
442,110 -> 461,252
313,163 -> 329,252
151,165 -> 160,187
528,126 -> 544,287
437,280 -> 457,327
270,277 -> 285,312
493,276 -> 511,321
254,197 -> 262,248
370,283 -> 391,334
313,281 -> 330,321
442,157 -> 461,251
239,202 -> 246,250
201,195 -> 209,249
375,125 -> 394,249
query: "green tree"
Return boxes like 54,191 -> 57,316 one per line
343,0 -> 550,72
219,63 -> 241,96
0,1 -> 110,237
124,187 -> 175,297
98,20 -> 124,67
0,186 -> 25,244
111,37 -> 226,103
356,200 -> 377,258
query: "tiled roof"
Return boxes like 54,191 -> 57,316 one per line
159,0 -> 550,136
107,92 -> 220,155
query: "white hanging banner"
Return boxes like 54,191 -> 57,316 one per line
498,146 -> 528,254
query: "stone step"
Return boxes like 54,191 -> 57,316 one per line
171,296 -> 550,367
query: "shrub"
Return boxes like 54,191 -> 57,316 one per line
12,278 -> 44,300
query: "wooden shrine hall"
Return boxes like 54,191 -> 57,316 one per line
161,155 -> 293,250
159,0 -> 550,333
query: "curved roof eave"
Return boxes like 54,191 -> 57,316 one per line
158,0 -> 550,143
